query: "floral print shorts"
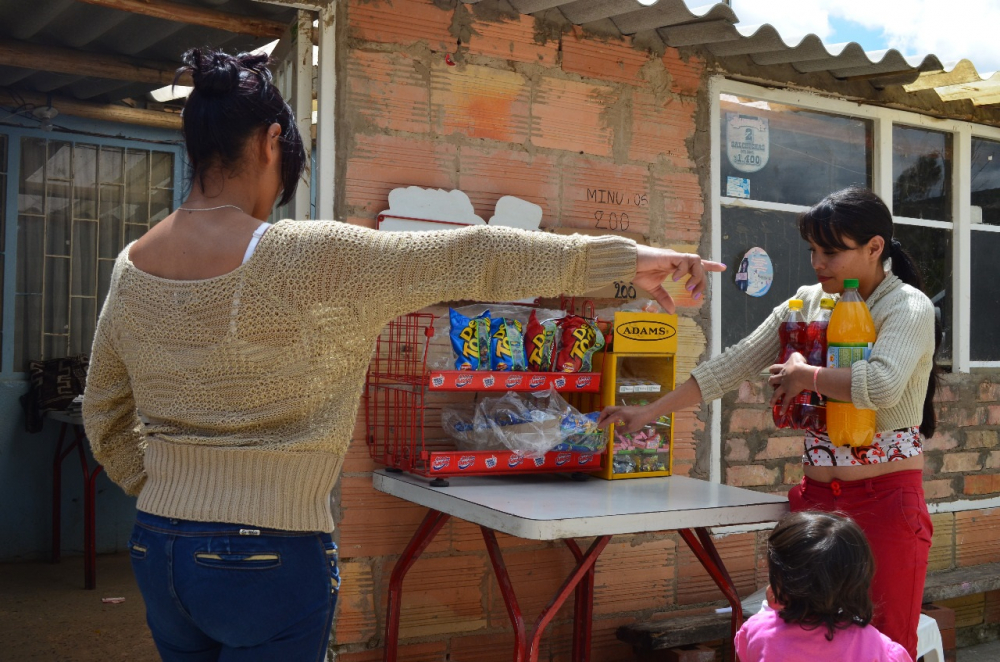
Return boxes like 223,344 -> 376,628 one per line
803,426 -> 923,466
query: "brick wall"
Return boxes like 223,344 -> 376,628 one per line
333,1 -> 1000,658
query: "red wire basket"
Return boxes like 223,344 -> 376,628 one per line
365,313 -> 608,481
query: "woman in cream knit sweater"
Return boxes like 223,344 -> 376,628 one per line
82,48 -> 723,660
601,187 -> 938,660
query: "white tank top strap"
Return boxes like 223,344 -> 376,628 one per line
242,222 -> 273,265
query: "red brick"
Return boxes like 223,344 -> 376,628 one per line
676,532 -> 757,605
558,157 -> 651,235
345,134 -> 457,217
449,631 -> 520,662
955,508 -> 1000,567
347,0 -> 453,51
988,451 -> 1000,470
486,544 -> 578,625
928,513 -> 955,572
458,147 -> 558,222
662,48 -> 705,97
531,77 -> 615,157
939,405 -> 984,427
728,408 -> 774,433
979,381 -> 1000,401
934,385 -> 959,402
726,464 -> 779,487
446,519 -> 539,553
736,380 -> 767,404
380,554 -> 489,638
942,452 -> 983,473
430,63 -> 530,142
335,641 -> 447,662
963,474 -> 1000,496
757,436 -> 803,461
334,559 -> 377,644
338,476 -> 450,558
985,589 -> 1000,624
726,438 -> 750,462
651,169 -> 704,245
966,431 -> 999,448
347,50 -> 430,134
670,410 -> 703,475
925,430 -> 959,451
561,28 -> 649,85
343,436 -> 379,474
629,92 -> 697,165
593,537 -> 676,615
937,593 -> 985,629
923,478 -> 955,500
783,462 -> 804,485
988,405 -> 1000,426
467,13 -> 558,65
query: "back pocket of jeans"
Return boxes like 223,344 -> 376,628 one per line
193,551 -> 281,570
128,541 -> 147,560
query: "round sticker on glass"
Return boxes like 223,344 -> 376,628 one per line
735,247 -> 773,297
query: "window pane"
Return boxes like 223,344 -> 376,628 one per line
971,230 -> 1000,360
99,184 -> 123,258
99,146 -> 123,185
74,145 -> 97,220
125,151 -> 149,224
721,206 -> 816,349
892,125 -> 952,221
44,256 -> 69,336
71,220 -> 97,297
19,138 -> 46,216
47,141 -> 72,181
892,224 -> 951,361
972,137 -> 1000,226
720,95 -> 872,207
150,151 -> 174,189
46,181 -> 71,256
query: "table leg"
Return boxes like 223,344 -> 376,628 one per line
481,528 -> 526,662
52,423 -> 68,563
83,460 -> 103,591
563,539 -> 594,662
679,528 -> 742,660
527,535 -> 610,662
384,510 -> 450,662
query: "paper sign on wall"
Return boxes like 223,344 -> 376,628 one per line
727,113 -> 769,173
736,247 -> 773,297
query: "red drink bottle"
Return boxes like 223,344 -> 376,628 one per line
773,300 -> 808,428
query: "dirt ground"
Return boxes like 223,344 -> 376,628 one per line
0,552 -> 157,661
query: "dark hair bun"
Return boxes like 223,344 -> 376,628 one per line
180,48 -> 272,96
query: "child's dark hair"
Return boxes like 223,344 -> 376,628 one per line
798,186 -> 942,438
174,47 -> 305,207
768,511 -> 874,641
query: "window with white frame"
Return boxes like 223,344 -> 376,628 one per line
711,80 -> 992,370
14,136 -> 175,372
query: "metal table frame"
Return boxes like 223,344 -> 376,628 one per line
374,470 -> 789,662
48,410 -> 103,590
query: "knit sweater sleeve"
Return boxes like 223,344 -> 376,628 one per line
689,292 -> 800,402
850,289 -> 935,411
82,313 -> 146,497
343,224 -> 637,322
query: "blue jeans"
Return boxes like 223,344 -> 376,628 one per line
129,511 -> 339,662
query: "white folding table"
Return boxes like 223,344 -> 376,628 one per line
374,470 -> 789,662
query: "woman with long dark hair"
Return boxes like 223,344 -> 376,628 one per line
601,187 -> 938,660
82,47 -> 724,660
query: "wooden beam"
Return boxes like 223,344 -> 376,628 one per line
2,89 -> 181,130
74,0 -> 287,38
0,38 -> 190,86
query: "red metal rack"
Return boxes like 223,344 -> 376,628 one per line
365,313 -> 605,481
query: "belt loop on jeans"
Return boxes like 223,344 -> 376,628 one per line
830,479 -> 842,497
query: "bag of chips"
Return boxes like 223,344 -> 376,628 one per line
554,315 -> 604,373
489,317 -> 527,371
450,308 -> 491,371
525,310 -> 557,372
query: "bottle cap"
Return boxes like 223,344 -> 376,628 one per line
788,299 -> 803,310
820,298 -> 835,309
843,278 -> 860,289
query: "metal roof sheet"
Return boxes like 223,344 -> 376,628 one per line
471,0 -> 999,108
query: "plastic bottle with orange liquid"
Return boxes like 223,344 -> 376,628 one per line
826,279 -> 877,447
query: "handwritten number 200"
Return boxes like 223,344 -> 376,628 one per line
594,211 -> 630,231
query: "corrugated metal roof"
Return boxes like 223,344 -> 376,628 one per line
488,0 -> 999,108
0,0 -> 297,104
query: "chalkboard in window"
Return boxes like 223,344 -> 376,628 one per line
892,224 -> 952,362
893,125 -> 952,222
971,230 -> 1000,361
972,137 -> 1000,226
719,96 -> 872,208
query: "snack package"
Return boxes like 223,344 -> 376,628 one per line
554,410 -> 606,452
554,316 -> 605,373
525,310 -> 558,372
489,317 -> 527,371
441,405 -> 498,451
450,308 -> 491,371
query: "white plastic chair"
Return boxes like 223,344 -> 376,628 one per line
916,612 -> 944,662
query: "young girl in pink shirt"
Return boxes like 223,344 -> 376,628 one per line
736,511 -> 911,662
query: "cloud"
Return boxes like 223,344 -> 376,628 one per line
731,0 -> 1000,73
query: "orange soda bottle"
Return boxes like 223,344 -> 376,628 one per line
826,279 -> 877,447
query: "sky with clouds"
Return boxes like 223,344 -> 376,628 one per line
729,0 -> 1000,74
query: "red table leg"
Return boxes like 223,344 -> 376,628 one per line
481,528 -> 526,662
679,528 -> 743,660
527,535 -> 610,662
384,510 -> 450,662
52,423 -> 69,564
563,539 -> 594,662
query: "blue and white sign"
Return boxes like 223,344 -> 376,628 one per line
736,246 -> 774,298
726,176 -> 750,199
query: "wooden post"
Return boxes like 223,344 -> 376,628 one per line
75,0 -> 287,38
2,90 -> 181,130
0,38 -> 187,86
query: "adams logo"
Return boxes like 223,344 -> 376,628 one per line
458,455 -> 476,470
431,456 -> 451,471
615,320 -> 676,342
455,374 -> 475,388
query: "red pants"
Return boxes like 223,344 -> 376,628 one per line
788,470 -> 932,662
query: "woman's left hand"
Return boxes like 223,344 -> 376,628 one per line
768,352 -> 814,414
